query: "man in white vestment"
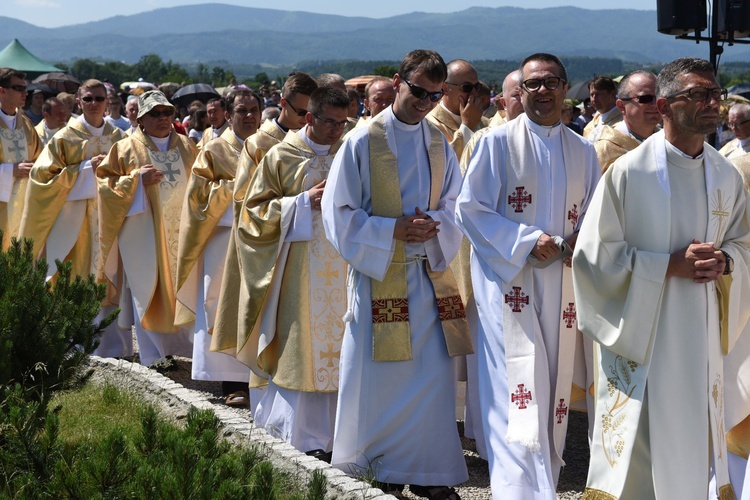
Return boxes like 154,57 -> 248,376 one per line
175,91 -> 262,407
719,103 -> 750,159
573,57 -> 750,500
323,49 -> 472,500
583,75 -> 622,143
34,97 -> 67,146
233,87 -> 350,461
455,53 -> 600,500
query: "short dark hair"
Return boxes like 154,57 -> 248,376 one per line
588,75 -> 617,94
282,72 -> 318,100
316,73 -> 346,90
617,70 -> 656,100
42,97 -> 62,115
226,90 -> 263,116
656,57 -> 715,98
308,87 -> 350,116
0,68 -> 25,88
206,97 -> 226,110
398,49 -> 447,84
520,53 -> 568,83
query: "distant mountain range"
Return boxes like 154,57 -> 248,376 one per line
1,3 -> 746,66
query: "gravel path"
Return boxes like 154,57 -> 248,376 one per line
137,353 -> 588,499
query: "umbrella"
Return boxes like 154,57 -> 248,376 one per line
27,83 -> 57,97
566,80 -> 590,101
172,83 -> 219,107
32,72 -> 80,93
345,75 -> 380,91
727,83 -> 750,99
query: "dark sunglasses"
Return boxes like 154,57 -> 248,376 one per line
3,85 -> 27,93
403,79 -> 444,102
147,109 -> 174,118
446,81 -> 483,93
81,96 -> 107,103
620,94 -> 656,104
286,100 -> 308,117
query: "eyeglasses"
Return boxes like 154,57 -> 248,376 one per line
521,77 -> 566,92
403,79 -> 444,102
727,118 -> 750,129
665,87 -> 727,103
446,81 -> 483,93
312,113 -> 348,128
286,100 -> 308,117
3,84 -> 27,93
620,94 -> 656,104
81,96 -> 107,103
146,109 -> 174,118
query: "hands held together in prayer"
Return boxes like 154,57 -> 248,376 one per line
668,239 -> 725,283
394,207 -> 441,243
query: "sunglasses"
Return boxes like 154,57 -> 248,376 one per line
620,94 -> 656,104
3,84 -> 27,93
312,113 -> 348,128
146,109 -> 174,118
403,79 -> 444,102
446,81 -> 483,93
286,100 -> 308,117
81,96 -> 107,103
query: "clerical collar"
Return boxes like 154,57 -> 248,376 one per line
0,106 -> 16,118
233,131 -> 245,145
391,109 -> 421,131
615,121 -> 647,143
147,133 -> 171,152
0,109 -> 16,129
739,137 -> 750,149
78,115 -> 105,136
274,118 -> 289,134
298,126 -> 330,156
665,139 -> 704,161
525,114 -> 562,138
439,101 -> 461,127
599,106 -> 618,123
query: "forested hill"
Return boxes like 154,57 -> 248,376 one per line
2,4 -> 744,66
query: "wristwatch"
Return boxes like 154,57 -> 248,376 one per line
721,250 -> 734,275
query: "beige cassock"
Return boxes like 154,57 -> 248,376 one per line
212,131 -> 346,393
34,120 -> 59,146
197,121 -> 228,150
0,112 -> 42,250
21,119 -> 126,280
96,127 -> 197,335
583,107 -> 623,140
427,103 -> 488,161
593,125 -> 640,174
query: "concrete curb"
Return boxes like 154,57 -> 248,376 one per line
88,356 -> 396,500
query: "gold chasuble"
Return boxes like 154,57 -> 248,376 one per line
594,125 -> 641,174
21,119 -> 126,279
97,128 -> 197,333
212,120 -> 288,361
427,104 -> 484,161
368,114 -> 472,362
175,127 -> 241,325
213,131 -> 346,393
197,121 -> 228,149
0,113 -> 42,250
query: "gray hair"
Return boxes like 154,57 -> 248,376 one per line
656,57 -> 715,97
729,103 -> 750,120
617,71 -> 656,99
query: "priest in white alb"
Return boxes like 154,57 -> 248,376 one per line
573,57 -> 750,500
455,53 -> 600,500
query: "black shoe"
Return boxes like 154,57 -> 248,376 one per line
305,449 -> 332,463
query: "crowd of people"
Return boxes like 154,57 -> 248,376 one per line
2,47 -> 750,500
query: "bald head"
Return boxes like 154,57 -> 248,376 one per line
500,70 -> 523,121
728,103 -> 750,140
443,59 -> 479,115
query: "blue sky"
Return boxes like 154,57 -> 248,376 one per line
11,0 -> 656,28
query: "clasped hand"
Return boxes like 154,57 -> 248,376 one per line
668,239 -> 725,283
393,207 -> 440,243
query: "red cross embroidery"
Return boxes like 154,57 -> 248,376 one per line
437,295 -> 467,321
505,286 -> 529,313
511,384 -> 532,409
555,399 -> 568,423
563,303 -> 576,328
372,298 -> 409,323
568,204 -> 579,229
508,186 -> 532,213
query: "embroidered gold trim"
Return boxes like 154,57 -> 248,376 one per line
582,487 -> 617,500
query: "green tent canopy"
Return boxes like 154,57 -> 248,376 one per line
0,39 -> 60,76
